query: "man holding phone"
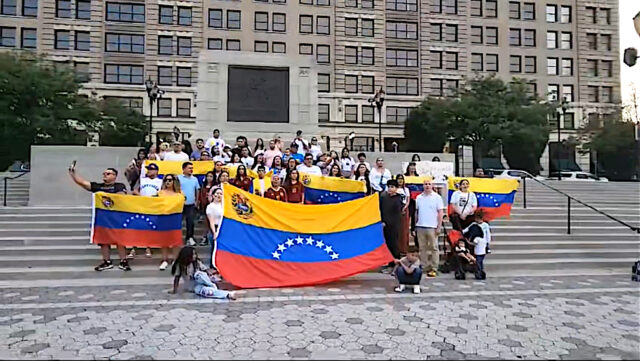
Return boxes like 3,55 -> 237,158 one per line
68,162 -> 131,271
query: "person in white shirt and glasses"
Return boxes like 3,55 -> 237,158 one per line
414,179 -> 445,278
369,157 -> 392,192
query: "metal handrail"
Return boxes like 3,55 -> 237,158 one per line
2,171 -> 29,207
518,171 -> 640,234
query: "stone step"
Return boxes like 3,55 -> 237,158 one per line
486,249 -> 640,261
489,240 -> 640,250
0,207 -> 90,215
483,257 -> 637,273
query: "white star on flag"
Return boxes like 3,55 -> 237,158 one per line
306,236 -> 315,245
295,236 -> 304,244
324,245 -> 333,253
277,244 -> 286,252
272,251 -> 281,259
286,239 -> 295,247
330,253 -> 339,260
316,240 -> 324,248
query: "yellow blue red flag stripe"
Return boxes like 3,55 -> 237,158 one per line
447,177 -> 519,220
300,173 -> 367,204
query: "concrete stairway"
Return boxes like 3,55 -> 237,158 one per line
0,180 -> 638,286
0,172 -> 30,207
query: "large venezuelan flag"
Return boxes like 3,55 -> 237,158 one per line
301,173 -> 367,204
215,184 -> 393,288
143,160 -> 270,184
447,177 -> 519,221
91,192 -> 184,248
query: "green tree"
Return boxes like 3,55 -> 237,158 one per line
404,98 -> 450,152
0,52 -> 146,170
580,116 -> 637,181
98,98 -> 147,146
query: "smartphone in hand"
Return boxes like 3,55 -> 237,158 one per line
69,160 -> 77,172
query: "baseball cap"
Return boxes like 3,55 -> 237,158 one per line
146,163 -> 159,170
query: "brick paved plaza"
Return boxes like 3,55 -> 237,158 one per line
1,274 -> 638,360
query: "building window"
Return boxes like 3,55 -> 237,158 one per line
546,4 -> 556,22
601,34 -> 611,51
361,47 -> 374,65
602,60 -> 613,77
317,0 -> 329,6
76,0 -> 90,19
361,76 -> 374,93
445,52 -> 458,70
255,12 -> 268,31
226,39 -> 240,51
318,73 -> 329,92
345,75 -> 358,93
561,58 -> 572,76
524,56 -> 536,73
345,0 -> 356,7
22,0 -> 37,16
56,0 -> 71,18
469,26 -> 482,44
523,29 -> 535,47
430,23 -> 442,41
443,0 -> 457,14
208,38 -> 222,50
178,7 -> 192,25
510,55 -> 521,73
300,15 -> 313,34
509,1 -> 519,19
386,0 -> 417,11
386,107 -> 411,124
601,86 -> 612,103
75,31 -> 90,51
586,6 -> 596,24
208,9 -> 222,28
547,57 -> 558,75
272,41 -> 286,53
526,82 -> 537,97
587,33 -> 597,50
273,13 -> 286,32
344,105 -> 358,123
546,31 -> 557,49
300,0 -> 312,4
587,59 -> 598,77
601,8 -> 611,25
430,51 -> 442,69
177,37 -> 191,55
1,0 -> 16,15
318,104 -> 329,123
316,44 -> 329,63
227,10 -> 240,29
158,35 -> 172,55
106,33 -> 144,53
387,77 -> 418,95
20,28 -> 36,49
361,19 -> 373,37
362,106 -> 374,123
177,67 -> 191,86
177,99 -> 191,117
485,0 -> 497,17
106,3 -> 145,23
562,85 -> 573,102
560,5 -> 571,23
104,97 -> 143,113
561,32 -> 572,49
587,86 -> 599,102
104,64 -> 144,84
547,84 -> 559,101
158,99 -> 172,117
509,28 -> 520,46
158,66 -> 172,86
345,18 -> 357,36
386,21 -> 417,39
486,27 -> 498,45
469,0 -> 481,16
430,0 -> 441,12
444,24 -> 458,42
471,53 -> 482,71
431,79 -> 444,96
159,5 -> 173,24
254,41 -> 268,52
523,2 -> 535,20
316,16 -> 330,34
386,49 -> 418,67
345,46 -> 357,64
74,62 -> 90,82
486,54 -> 498,72
299,43 -> 313,54
54,30 -> 70,49
563,112 -> 574,129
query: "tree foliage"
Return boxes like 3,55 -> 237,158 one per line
404,76 -> 556,174
0,52 -> 146,171
580,116 -> 638,181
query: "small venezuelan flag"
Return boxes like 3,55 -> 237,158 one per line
215,184 -> 393,288
91,192 -> 184,248
447,177 -> 519,221
301,174 -> 366,204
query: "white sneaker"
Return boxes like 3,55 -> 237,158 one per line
187,238 -> 196,246
394,285 -> 405,293
159,261 -> 169,271
126,249 -> 136,259
413,285 -> 421,294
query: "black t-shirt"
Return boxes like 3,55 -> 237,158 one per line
90,182 -> 126,194
379,192 -> 403,226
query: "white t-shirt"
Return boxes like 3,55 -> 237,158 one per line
464,222 -> 491,255
139,177 -> 162,197
297,164 -> 322,176
205,137 -> 226,153
396,186 -> 410,205
369,168 -> 392,192
293,138 -> 308,155
163,151 -> 189,162
213,154 -> 230,164
310,144 -> 322,160
415,192 -> 445,228
241,156 -> 254,168
340,157 -> 355,173
255,178 -> 267,196
449,191 -> 478,218
206,202 -> 224,229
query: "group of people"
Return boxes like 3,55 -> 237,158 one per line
70,128 -> 492,299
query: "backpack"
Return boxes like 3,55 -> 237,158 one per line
632,260 -> 640,282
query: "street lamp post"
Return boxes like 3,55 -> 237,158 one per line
368,88 -> 385,152
144,77 -> 164,145
556,97 -> 569,180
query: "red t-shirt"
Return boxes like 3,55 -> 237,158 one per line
265,187 -> 288,202
285,182 -> 305,203
231,176 -> 252,192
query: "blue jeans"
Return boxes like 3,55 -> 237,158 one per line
193,271 -> 229,299
476,255 -> 485,273
395,266 -> 422,285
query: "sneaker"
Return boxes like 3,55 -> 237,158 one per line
145,248 -> 152,258
413,285 -> 421,294
187,238 -> 196,246
126,249 -> 136,259
199,236 -> 209,246
94,260 -> 113,271
427,270 -> 437,278
159,260 -> 169,271
119,260 -> 132,271
394,285 -> 406,293
227,292 -> 237,300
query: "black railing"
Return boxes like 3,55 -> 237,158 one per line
2,171 -> 29,207
519,173 -> 640,235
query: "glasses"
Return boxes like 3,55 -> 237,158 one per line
165,178 -> 174,182
103,172 -> 115,176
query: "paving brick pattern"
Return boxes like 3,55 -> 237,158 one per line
0,275 -> 638,360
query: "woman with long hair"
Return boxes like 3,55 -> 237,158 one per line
228,153 -> 243,167
157,174 -> 182,270
170,246 -> 236,299
286,157 -> 298,174
411,154 -> 421,162
352,163 -> 371,195
449,179 -> 478,231
405,162 -> 419,177
328,164 -> 342,178
231,165 -> 252,192
181,140 -> 193,158
395,174 -> 411,255
206,187 -> 224,267
339,147 -> 355,178
198,172 -> 216,245
253,138 -> 265,156
271,155 -> 286,180
251,153 -> 267,171
124,148 -> 147,190
213,161 -> 223,185
284,169 -> 305,204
